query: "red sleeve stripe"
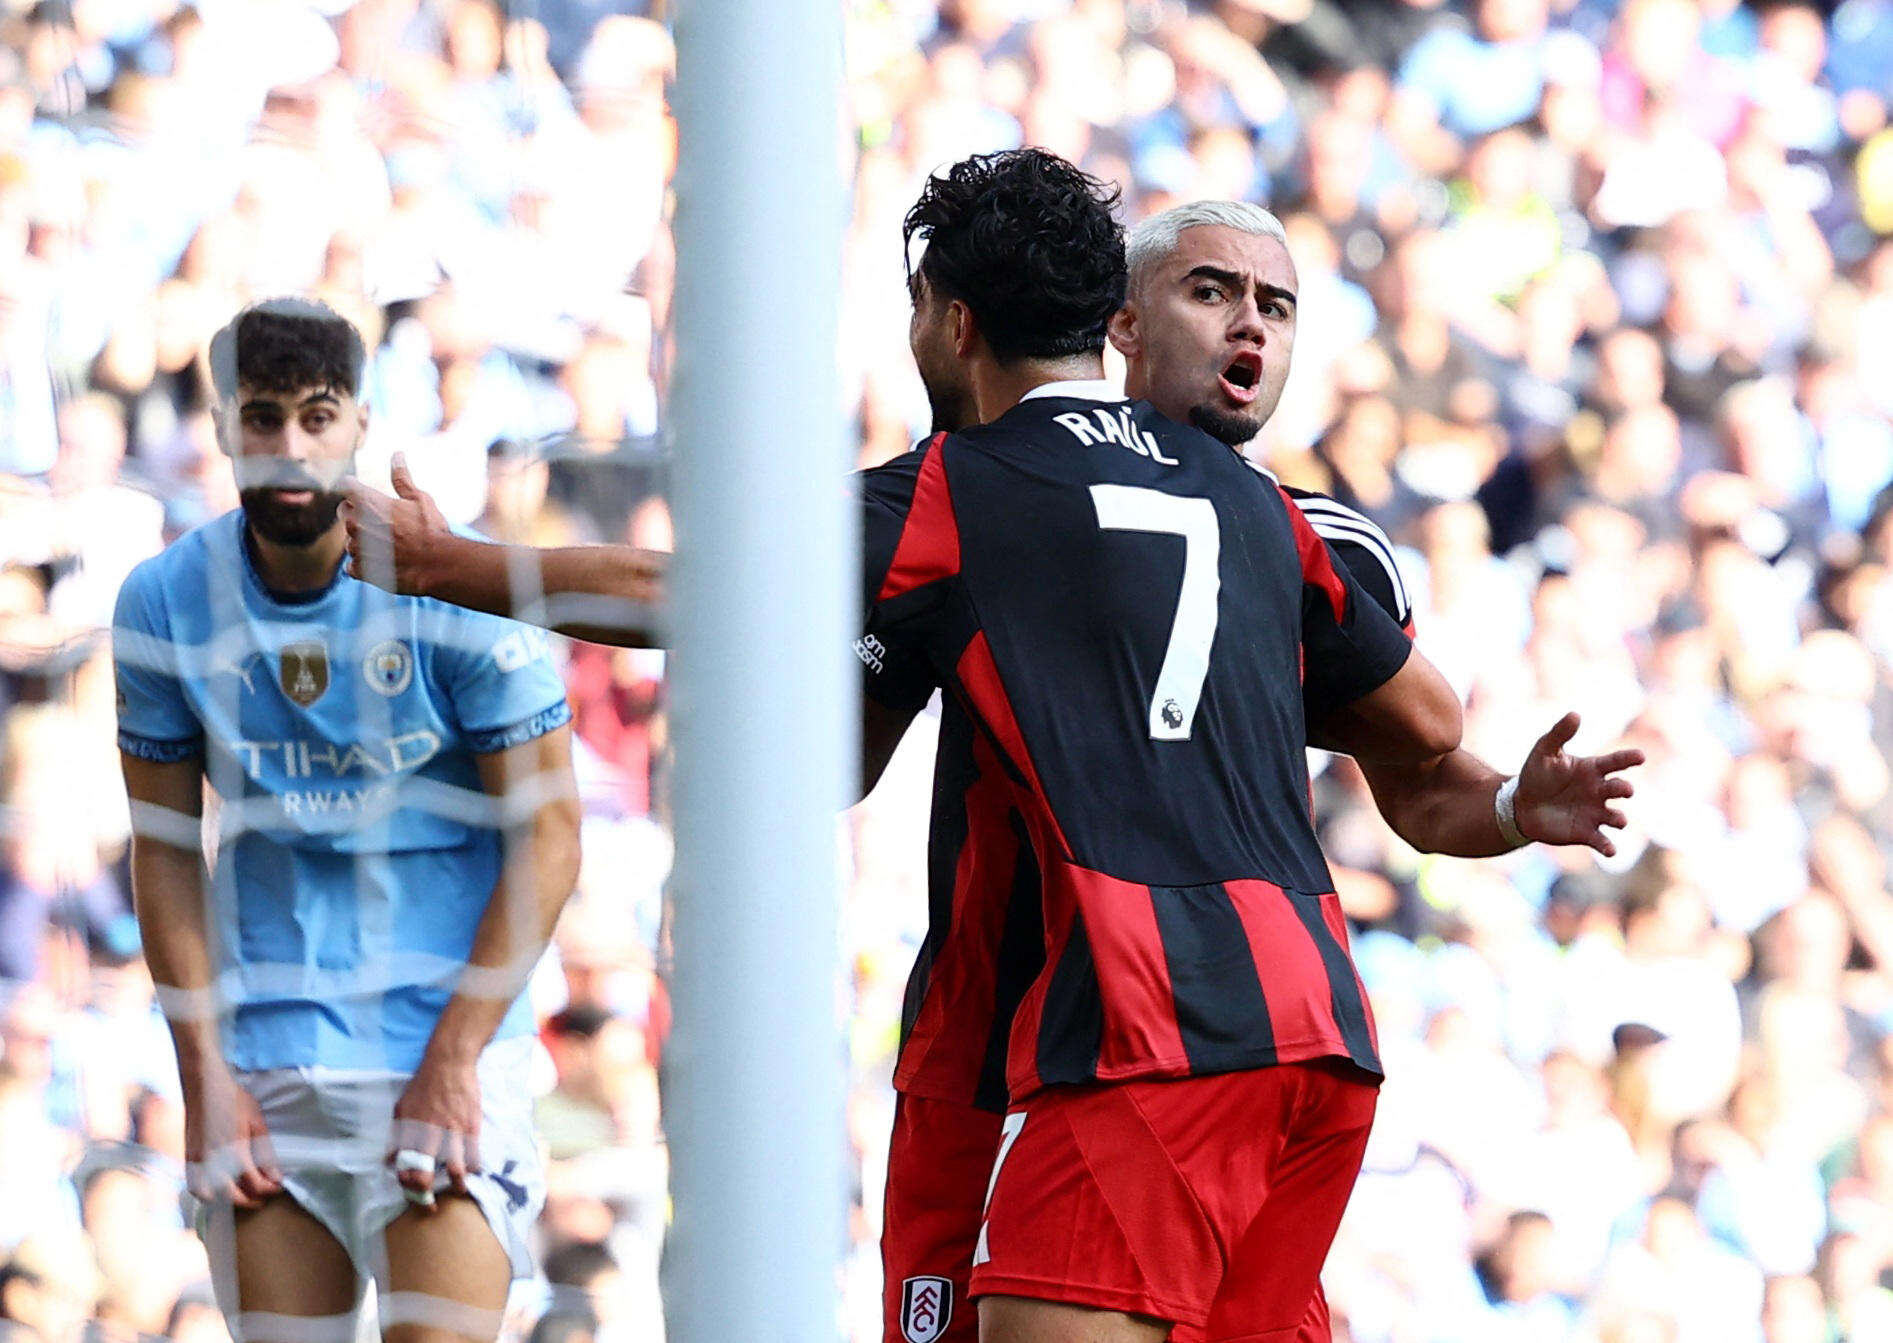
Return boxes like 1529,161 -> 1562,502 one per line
1278,486 -> 1349,625
877,433 -> 959,603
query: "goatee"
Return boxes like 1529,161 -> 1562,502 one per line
1189,404 -> 1263,449
241,488 -> 346,547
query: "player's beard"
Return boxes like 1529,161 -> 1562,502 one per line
919,366 -> 977,435
241,485 -> 346,547
1189,403 -> 1263,449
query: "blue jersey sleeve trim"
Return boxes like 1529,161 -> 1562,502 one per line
118,730 -> 204,763
464,700 -> 573,756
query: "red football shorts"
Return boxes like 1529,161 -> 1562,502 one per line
882,1092 -> 1004,1343
969,1060 -> 1378,1343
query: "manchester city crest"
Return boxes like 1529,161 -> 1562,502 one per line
363,639 -> 414,697
279,641 -> 330,707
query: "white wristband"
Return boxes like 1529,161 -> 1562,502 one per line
1494,776 -> 1528,850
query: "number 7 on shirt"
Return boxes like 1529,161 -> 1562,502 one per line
1090,485 -> 1221,742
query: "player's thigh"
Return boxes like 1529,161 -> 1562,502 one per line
379,1193 -> 512,1343
980,1294 -> 1170,1343
884,1093 -> 1002,1343
202,1194 -> 361,1336
972,1078 -> 1258,1333
1199,1068 -> 1377,1343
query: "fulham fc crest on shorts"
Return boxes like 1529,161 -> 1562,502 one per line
900,1276 -> 952,1343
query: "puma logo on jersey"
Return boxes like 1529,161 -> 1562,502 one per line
1053,408 -> 1180,465
215,651 -> 266,695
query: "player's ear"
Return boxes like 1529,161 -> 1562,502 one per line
1108,302 -> 1141,360
215,400 -> 240,458
948,299 -> 978,359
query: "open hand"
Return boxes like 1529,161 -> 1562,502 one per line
1514,712 -> 1644,856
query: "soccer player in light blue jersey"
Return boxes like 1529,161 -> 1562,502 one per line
113,299 -> 582,1343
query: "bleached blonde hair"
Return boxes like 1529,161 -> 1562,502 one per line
1125,200 -> 1288,294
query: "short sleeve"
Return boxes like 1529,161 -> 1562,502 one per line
1286,493 -> 1414,632
113,564 -> 204,762
427,610 -> 574,755
1278,493 -> 1413,722
857,440 -> 953,715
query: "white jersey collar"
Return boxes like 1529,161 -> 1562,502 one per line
1019,379 -> 1125,404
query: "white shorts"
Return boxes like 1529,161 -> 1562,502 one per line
197,1035 -> 545,1295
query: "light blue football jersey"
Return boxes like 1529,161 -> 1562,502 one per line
113,510 -> 572,1073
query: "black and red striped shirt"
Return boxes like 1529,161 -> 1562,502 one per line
859,383 -> 1413,1100
887,480 -> 1414,1112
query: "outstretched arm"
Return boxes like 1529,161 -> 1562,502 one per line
1354,712 -> 1642,858
344,457 -> 665,647
1281,493 -> 1639,857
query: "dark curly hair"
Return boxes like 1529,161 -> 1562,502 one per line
208,298 -> 366,400
903,149 -> 1126,364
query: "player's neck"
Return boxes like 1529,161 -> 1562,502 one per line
972,354 -> 1106,423
247,521 -> 348,596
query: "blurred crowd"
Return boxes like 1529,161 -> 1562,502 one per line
3,0 -> 1893,1341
